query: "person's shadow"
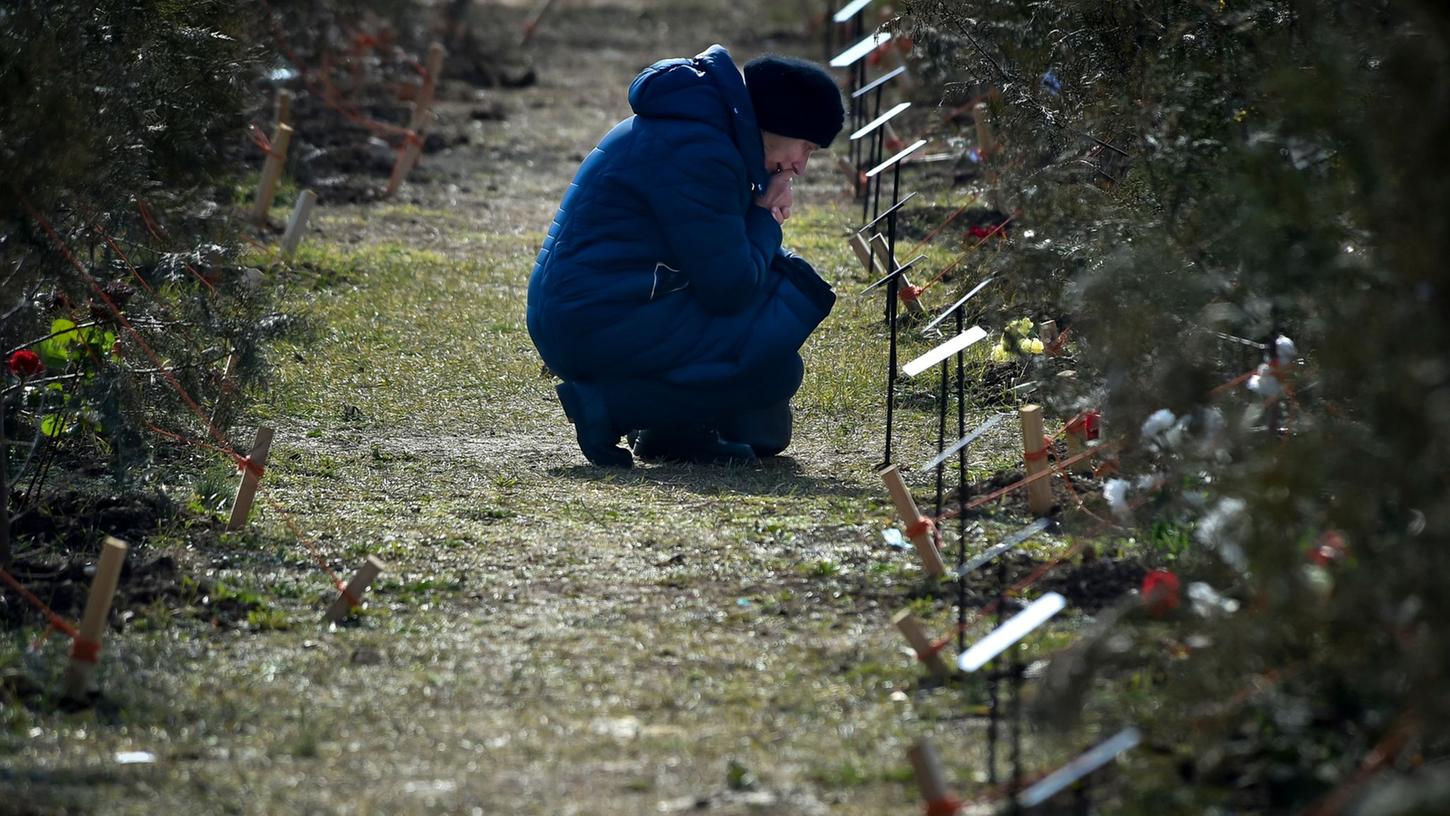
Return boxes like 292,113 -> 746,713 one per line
551,454 -> 876,500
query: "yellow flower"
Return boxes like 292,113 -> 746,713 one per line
990,344 -> 1012,363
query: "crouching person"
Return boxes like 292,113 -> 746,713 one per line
527,45 -> 844,467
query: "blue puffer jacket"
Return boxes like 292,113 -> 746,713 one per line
527,44 -> 836,387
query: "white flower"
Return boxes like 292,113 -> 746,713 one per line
1246,363 -> 1282,398
1274,335 -> 1297,362
1103,478 -> 1131,520
1164,414 -> 1193,449
1196,497 -> 1250,573
1187,582 -> 1240,616
1141,408 -> 1176,439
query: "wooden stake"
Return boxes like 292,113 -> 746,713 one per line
62,537 -> 128,700
1064,410 -> 1097,476
409,42 -> 447,131
879,465 -> 946,576
1064,431 -> 1087,475
208,351 -> 240,430
227,427 -> 274,531
973,103 -> 1002,211
281,189 -> 317,260
274,89 -> 293,129
1019,405 -> 1054,515
324,556 -> 385,623
1039,319 -> 1058,347
387,43 -> 446,197
893,608 -> 952,678
848,232 -> 879,276
885,44 -> 917,92
868,233 -> 927,316
251,123 -> 294,224
973,103 -> 996,158
885,122 -> 904,151
520,0 -> 558,44
386,129 -> 426,196
908,739 -> 959,813
837,155 -> 862,194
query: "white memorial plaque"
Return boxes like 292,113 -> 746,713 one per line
832,0 -> 875,23
919,411 -> 1008,473
957,592 -> 1067,672
923,276 -> 996,333
1018,728 -> 1142,807
865,139 -> 928,179
851,66 -> 906,99
952,518 -> 1051,579
850,102 -> 911,141
903,326 -> 988,378
830,31 -> 893,68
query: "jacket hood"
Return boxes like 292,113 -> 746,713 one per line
627,44 -> 770,196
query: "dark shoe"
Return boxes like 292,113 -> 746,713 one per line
556,382 -> 632,468
631,428 -> 758,465
718,401 -> 793,458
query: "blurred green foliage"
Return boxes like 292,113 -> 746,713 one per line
903,0 -> 1450,810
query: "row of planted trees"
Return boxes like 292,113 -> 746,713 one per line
1,1 -> 274,570
0,0 -> 451,570
897,0 -> 1450,811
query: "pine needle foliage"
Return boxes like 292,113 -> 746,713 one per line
902,0 -> 1450,810
1,1 -> 278,494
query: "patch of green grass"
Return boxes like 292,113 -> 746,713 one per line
246,608 -> 291,631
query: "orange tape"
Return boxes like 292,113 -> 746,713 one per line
918,635 -> 952,661
70,637 -> 102,664
336,580 -> 361,609
247,123 -> 274,157
1045,327 -> 1071,356
906,516 -> 935,540
925,796 -> 962,816
0,568 -> 81,641
238,455 -> 266,479
1023,436 -> 1053,462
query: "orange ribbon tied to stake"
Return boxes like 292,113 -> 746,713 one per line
70,637 -> 102,664
906,515 -> 936,540
918,634 -> 953,662
1022,436 -> 1055,462
247,122 -> 275,156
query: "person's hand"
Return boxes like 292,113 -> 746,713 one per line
754,171 -> 794,220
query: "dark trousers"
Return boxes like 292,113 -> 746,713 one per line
585,353 -> 802,456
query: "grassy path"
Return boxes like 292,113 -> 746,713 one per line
2,2 -> 1081,813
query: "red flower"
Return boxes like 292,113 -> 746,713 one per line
7,349 -> 43,377
1307,531 -> 1348,566
1141,569 -> 1180,618
969,221 -> 1009,240
1066,409 -> 1101,440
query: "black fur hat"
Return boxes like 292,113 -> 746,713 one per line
743,55 -> 845,148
